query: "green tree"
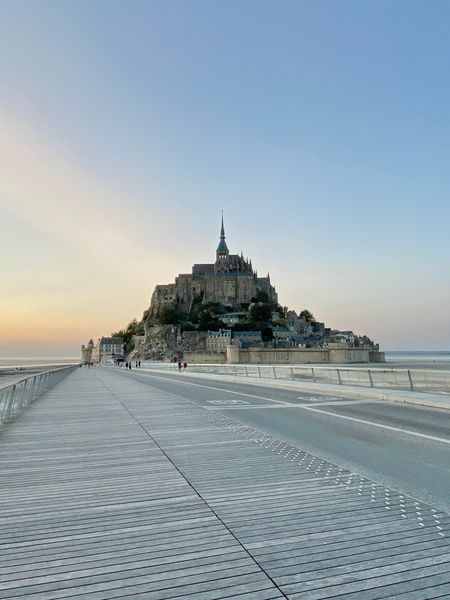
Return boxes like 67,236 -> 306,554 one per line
255,290 -> 269,303
250,303 -> 272,323
189,300 -> 226,324
111,318 -> 144,354
128,318 -> 144,335
231,322 -> 260,332
203,320 -> 227,332
261,326 -> 274,343
197,306 -> 228,330
157,306 -> 180,325
299,309 -> 315,323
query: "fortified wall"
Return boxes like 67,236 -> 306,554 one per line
184,346 -> 385,365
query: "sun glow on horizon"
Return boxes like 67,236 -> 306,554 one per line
1,2 -> 450,352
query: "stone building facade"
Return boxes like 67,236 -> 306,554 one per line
149,218 -> 278,318
94,337 -> 124,362
206,329 -> 232,353
81,337 -> 124,363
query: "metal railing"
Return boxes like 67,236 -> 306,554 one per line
136,361 -> 450,396
0,365 -> 77,424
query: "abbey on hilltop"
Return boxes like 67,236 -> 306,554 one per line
81,215 -> 384,365
149,216 -> 277,317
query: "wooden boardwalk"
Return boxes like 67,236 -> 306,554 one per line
1,367 -> 450,599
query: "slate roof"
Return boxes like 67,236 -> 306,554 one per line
100,337 -> 123,344
216,239 -> 229,253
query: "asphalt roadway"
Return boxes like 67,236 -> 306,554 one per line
115,368 -> 450,515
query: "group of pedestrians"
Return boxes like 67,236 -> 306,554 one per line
178,361 -> 188,371
124,360 -> 141,370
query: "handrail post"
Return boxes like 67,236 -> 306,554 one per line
1,385 -> 15,422
29,378 -> 38,404
21,380 -> 30,410
368,369 -> 374,388
311,367 -> 315,381
337,369 -> 342,385
407,370 -> 414,392
273,366 -> 277,379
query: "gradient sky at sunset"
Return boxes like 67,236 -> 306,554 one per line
1,0 -> 450,356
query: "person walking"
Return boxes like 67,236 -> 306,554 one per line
178,361 -> 182,372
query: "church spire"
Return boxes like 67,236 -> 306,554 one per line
216,211 -> 229,259
220,211 -> 225,240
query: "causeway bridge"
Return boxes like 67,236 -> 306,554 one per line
1,366 -> 450,599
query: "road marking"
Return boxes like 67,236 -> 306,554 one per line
205,402 -> 382,410
207,399 -> 250,405
206,405 -> 302,410
134,371 -> 450,445
302,399 -> 388,407
297,396 -> 342,402
137,372 -> 290,405
301,405 -> 450,445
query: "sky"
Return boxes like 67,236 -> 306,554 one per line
0,0 -> 449,356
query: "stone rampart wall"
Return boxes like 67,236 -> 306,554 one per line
184,351 -> 226,364
369,351 -> 386,362
231,347 -> 382,364
328,348 -> 371,363
240,348 -> 329,364
184,347 -> 384,364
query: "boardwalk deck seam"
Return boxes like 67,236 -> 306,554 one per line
96,372 -> 290,600
2,367 -> 450,599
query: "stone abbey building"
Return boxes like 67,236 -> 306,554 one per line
149,218 -> 278,318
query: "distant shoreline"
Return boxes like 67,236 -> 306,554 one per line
0,358 -> 78,369
385,350 -> 450,356
0,351 -> 449,371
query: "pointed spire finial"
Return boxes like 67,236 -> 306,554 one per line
216,211 -> 229,257
220,210 -> 225,240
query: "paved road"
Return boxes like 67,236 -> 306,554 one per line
122,368 -> 450,513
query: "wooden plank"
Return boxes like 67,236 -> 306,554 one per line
1,366 -> 450,599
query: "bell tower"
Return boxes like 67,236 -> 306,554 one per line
215,213 -> 229,272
